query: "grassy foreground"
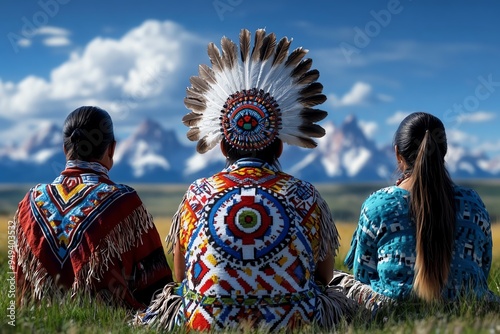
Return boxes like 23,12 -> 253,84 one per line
1,216 -> 500,333
0,257 -> 499,333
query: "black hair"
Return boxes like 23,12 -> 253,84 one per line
394,112 -> 455,301
222,138 -> 282,170
63,106 -> 115,161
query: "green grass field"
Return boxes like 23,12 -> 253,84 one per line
1,182 -> 499,332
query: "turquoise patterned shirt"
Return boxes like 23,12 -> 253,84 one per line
345,185 -> 495,300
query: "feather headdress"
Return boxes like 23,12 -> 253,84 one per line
183,28 -> 328,154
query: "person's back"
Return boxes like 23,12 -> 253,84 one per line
335,112 -> 499,313
12,106 -> 172,309
135,28 -> 356,331
344,184 -> 493,300
175,156 -> 339,330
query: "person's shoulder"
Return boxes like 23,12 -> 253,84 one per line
103,182 -> 140,199
363,186 -> 409,208
453,184 -> 486,207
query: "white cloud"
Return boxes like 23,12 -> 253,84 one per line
476,140 -> 500,153
457,111 -> 496,123
447,129 -> 478,145
0,20 -> 207,145
329,82 -> 392,108
43,36 -> 71,47
17,26 -> 72,48
386,110 -> 412,125
17,38 -> 31,48
36,26 -> 70,36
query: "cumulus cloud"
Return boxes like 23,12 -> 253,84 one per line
0,20 -> 207,141
328,82 -> 392,108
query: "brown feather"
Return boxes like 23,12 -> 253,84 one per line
221,37 -> 238,70
299,124 -> 326,138
295,136 -> 318,148
184,97 -> 206,113
189,76 -> 210,93
272,37 -> 291,67
196,137 -> 212,153
299,94 -> 327,107
259,32 -> 276,61
187,127 -> 201,141
182,112 -> 204,127
285,47 -> 308,68
291,58 -> 312,78
186,87 -> 203,99
299,82 -> 324,99
300,108 -> 328,122
296,69 -> 319,85
207,42 -> 224,72
239,29 -> 251,62
251,29 -> 266,62
198,64 -> 216,84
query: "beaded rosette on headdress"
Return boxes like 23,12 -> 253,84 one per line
183,28 -> 328,153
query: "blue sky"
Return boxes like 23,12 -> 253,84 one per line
1,0 -> 499,158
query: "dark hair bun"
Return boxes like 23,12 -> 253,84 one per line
70,128 -> 83,143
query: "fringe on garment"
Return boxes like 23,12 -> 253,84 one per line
165,194 -> 187,254
15,205 -> 156,306
316,284 -> 358,329
13,211 -> 64,306
72,204 -> 155,292
131,282 -> 183,331
316,193 -> 340,260
331,270 -> 396,318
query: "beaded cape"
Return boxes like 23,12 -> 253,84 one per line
137,159 -> 354,331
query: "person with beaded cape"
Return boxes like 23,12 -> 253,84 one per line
134,29 -> 356,331
11,106 -> 173,309
332,112 -> 500,315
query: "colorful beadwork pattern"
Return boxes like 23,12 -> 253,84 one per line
171,158 -> 339,331
221,88 -> 281,151
30,181 -> 131,266
344,185 -> 498,302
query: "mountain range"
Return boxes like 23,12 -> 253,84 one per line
1,115 -> 498,184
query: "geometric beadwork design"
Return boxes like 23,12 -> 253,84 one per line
344,185 -> 495,301
205,186 -> 291,266
221,88 -> 281,151
29,180 -> 132,266
176,159 -> 337,331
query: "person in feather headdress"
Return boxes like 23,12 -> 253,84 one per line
134,29 -> 356,332
11,106 -> 173,309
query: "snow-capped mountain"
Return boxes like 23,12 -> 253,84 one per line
0,116 -> 498,184
112,118 -> 192,182
282,116 -> 394,183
